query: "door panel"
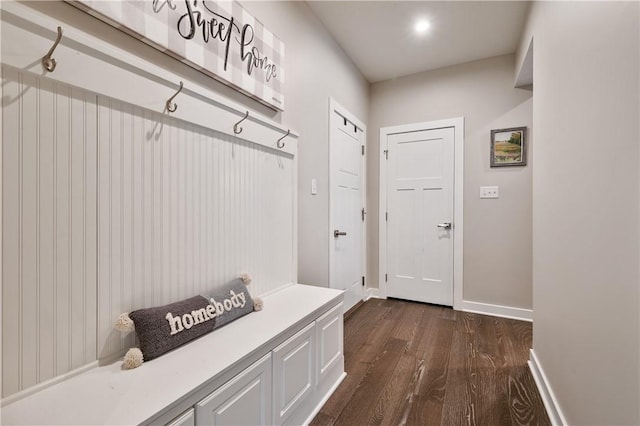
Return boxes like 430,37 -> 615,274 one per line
386,128 -> 454,306
316,302 -> 344,385
273,323 -> 315,425
329,104 -> 365,312
394,189 -> 416,277
195,354 -> 272,426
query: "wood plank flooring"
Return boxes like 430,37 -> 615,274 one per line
311,299 -> 550,426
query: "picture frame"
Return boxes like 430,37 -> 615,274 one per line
490,127 -> 527,167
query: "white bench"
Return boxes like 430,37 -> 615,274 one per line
1,284 -> 345,425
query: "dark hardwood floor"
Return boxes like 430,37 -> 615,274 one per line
311,298 -> 550,426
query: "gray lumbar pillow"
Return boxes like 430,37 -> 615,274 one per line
201,277 -> 254,329
129,295 -> 217,363
115,274 -> 261,369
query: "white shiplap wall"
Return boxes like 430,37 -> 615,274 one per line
2,67 -> 98,397
2,66 -> 295,398
96,95 -> 294,359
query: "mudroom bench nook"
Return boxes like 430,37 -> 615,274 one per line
1,284 -> 345,425
1,2 -> 345,424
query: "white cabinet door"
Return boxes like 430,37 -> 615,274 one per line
316,302 -> 344,386
195,354 -> 272,426
272,323 -> 316,425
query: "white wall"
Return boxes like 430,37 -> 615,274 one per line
369,54 -> 533,310
518,2 -> 639,424
243,1 -> 369,288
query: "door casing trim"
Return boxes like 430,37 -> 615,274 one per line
378,117 -> 464,310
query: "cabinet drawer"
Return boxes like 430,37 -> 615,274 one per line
272,322 -> 316,425
316,302 -> 344,385
195,354 -> 272,426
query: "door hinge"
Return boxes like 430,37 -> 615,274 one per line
361,145 -> 365,155
361,207 -> 366,221
383,149 -> 389,160
385,212 -> 388,221
385,273 -> 388,282
362,276 -> 365,287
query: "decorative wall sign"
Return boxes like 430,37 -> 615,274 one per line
69,0 -> 285,110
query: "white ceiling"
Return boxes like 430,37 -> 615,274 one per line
306,1 -> 530,83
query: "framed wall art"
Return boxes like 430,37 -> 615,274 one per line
490,127 -> 527,167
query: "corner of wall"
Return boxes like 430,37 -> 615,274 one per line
514,1 -> 535,87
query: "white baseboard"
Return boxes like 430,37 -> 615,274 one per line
364,288 -> 383,301
460,300 -> 532,322
303,372 -> 346,425
528,349 -> 568,426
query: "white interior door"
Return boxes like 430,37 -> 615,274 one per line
329,101 -> 365,313
385,127 -> 454,306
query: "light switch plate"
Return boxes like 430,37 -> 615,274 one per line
311,178 -> 317,195
480,186 -> 499,199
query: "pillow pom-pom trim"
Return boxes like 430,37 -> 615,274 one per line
123,348 -> 144,369
114,313 -> 135,334
239,272 -> 252,285
253,296 -> 264,311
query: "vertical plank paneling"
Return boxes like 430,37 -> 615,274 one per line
213,132 -> 222,287
177,122 -> 184,297
97,96 -> 112,360
2,68 -> 296,395
21,71 -> 39,390
109,103 -> 122,356
161,116 -> 171,305
133,107 -> 144,310
70,87 -> 86,369
83,91 -> 98,363
38,77 -> 55,383
55,82 -> 71,375
121,103 -> 134,352
143,109 -> 154,307
2,66 -> 22,397
94,95 -> 295,358
170,121 -> 179,302
186,124 -> 193,297
2,69 -> 98,397
197,131 -> 205,294
153,113 -> 163,305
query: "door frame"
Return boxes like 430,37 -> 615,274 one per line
328,97 -> 367,307
379,117 -> 464,310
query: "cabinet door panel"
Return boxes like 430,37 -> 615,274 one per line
316,303 -> 344,384
166,408 -> 195,426
272,323 -> 316,425
196,354 -> 272,426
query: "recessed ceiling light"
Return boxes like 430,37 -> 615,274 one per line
415,20 -> 431,34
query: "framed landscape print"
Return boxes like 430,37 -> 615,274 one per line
490,127 -> 527,167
